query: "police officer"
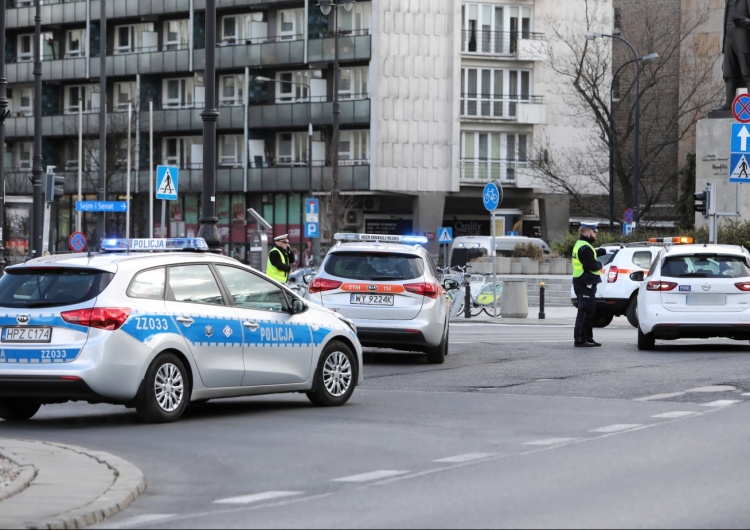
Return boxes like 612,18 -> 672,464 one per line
266,234 -> 296,283
572,222 -> 605,347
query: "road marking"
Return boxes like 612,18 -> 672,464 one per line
742,392 -> 750,396
651,411 -> 698,419
589,424 -> 642,433
434,453 -> 495,463
634,392 -> 686,401
333,470 -> 408,483
214,491 -> 302,504
686,385 -> 736,393
701,400 -> 741,408
95,514 -> 176,529
523,438 -> 579,446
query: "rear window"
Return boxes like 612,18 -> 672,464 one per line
0,268 -> 114,308
324,252 -> 424,281
662,255 -> 750,278
451,247 -> 487,266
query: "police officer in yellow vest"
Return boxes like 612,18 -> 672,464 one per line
266,234 -> 296,283
572,223 -> 606,347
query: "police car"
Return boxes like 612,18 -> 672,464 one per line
305,233 -> 457,364
0,238 -> 362,423
635,243 -> 750,350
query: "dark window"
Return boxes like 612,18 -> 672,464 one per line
325,252 -> 424,281
0,268 -> 113,308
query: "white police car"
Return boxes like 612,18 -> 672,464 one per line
305,233 -> 457,364
635,243 -> 750,350
0,238 -> 362,423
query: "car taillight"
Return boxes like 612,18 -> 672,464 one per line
308,278 -> 342,294
646,281 -> 677,291
404,282 -> 438,299
735,282 -> 750,291
61,308 -> 131,330
607,266 -> 619,283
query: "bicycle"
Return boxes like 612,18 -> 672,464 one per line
441,266 -> 502,318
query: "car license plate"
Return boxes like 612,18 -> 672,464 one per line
350,294 -> 394,306
686,294 -> 726,306
1,326 -> 52,343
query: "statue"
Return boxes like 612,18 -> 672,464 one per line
717,0 -> 750,111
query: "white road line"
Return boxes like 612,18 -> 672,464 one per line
332,470 -> 408,483
589,424 -> 642,433
94,514 -> 176,529
523,438 -> 579,446
701,400 -> 741,408
742,392 -> 750,396
214,491 -> 302,505
651,411 -> 698,419
686,385 -> 736,393
434,453 -> 495,463
634,392 -> 686,401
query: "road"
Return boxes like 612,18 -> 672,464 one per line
2,319 -> 750,528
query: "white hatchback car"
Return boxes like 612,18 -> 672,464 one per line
635,243 -> 750,350
0,238 -> 362,423
305,233 -> 457,364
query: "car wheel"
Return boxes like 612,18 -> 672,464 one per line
136,353 -> 189,423
306,341 -> 356,407
625,299 -> 639,328
0,399 -> 41,421
426,325 -> 448,364
592,312 -> 614,328
637,327 -> 655,351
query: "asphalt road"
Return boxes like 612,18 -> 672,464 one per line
2,319 -> 749,529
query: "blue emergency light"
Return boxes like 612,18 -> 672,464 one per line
100,238 -> 210,252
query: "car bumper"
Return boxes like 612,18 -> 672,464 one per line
352,314 -> 446,351
648,323 -> 750,340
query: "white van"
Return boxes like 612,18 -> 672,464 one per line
449,235 -> 551,268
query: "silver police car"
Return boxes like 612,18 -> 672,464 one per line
305,233 -> 456,364
0,238 -> 362,423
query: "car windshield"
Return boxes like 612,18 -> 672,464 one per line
0,268 -> 114,308
661,254 -> 750,278
325,251 -> 424,281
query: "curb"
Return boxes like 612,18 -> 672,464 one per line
0,449 -> 36,502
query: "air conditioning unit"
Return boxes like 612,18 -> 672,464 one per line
345,210 -> 362,226
362,197 -> 380,212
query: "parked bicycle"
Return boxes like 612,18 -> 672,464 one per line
439,265 -> 503,318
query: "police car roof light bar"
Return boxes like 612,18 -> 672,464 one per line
333,233 -> 429,245
101,238 -> 210,252
647,237 -> 693,245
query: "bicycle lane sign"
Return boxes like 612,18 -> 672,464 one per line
483,180 -> 503,211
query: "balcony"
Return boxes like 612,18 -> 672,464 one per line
248,97 -> 370,129
460,95 -> 544,123
460,159 -> 529,185
461,29 -> 547,60
308,30 -> 372,63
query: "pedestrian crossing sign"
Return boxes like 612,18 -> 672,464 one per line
729,153 -> 750,183
156,165 -> 179,200
438,227 -> 453,244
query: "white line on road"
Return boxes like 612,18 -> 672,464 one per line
434,453 -> 496,463
634,392 -> 686,401
214,491 -> 302,504
651,411 -> 698,419
333,470 -> 408,483
94,514 -> 177,529
701,400 -> 741,407
523,438 -> 579,446
589,424 -> 643,433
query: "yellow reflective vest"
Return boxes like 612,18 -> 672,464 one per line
266,247 -> 289,283
572,239 -> 602,279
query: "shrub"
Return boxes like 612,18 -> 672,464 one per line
512,242 -> 544,259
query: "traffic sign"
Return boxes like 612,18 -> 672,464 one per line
482,180 -> 503,211
156,165 -> 179,200
304,198 -> 319,238
730,124 -> 750,182
438,227 -> 453,244
623,208 -> 635,223
76,201 -> 128,212
733,93 -> 750,123
304,222 -> 318,238
69,231 -> 87,252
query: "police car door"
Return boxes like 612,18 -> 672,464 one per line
213,265 -> 314,386
164,263 -> 245,387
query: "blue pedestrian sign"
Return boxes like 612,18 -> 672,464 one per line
304,198 -> 319,239
156,165 -> 179,200
76,201 -> 128,212
482,180 -> 503,211
438,227 -> 453,244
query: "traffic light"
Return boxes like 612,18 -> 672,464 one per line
693,188 -> 710,218
44,171 -> 64,203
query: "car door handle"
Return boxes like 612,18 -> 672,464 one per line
176,316 -> 194,326
243,321 -> 260,331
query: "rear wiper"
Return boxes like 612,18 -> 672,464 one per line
680,273 -> 708,278
23,301 -> 64,308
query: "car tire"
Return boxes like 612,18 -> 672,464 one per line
306,341 -> 356,407
625,299 -> 639,328
592,312 -> 614,328
0,399 -> 41,421
637,327 -> 655,350
136,353 -> 189,423
426,325 -> 448,364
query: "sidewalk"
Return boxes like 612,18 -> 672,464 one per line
0,439 -> 145,529
450,305 -> 579,325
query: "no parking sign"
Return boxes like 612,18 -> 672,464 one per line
69,231 -> 87,253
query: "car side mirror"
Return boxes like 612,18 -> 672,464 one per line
444,279 -> 459,290
302,273 -> 313,285
629,271 -> 645,282
291,298 -> 307,314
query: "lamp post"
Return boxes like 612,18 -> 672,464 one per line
318,0 -> 354,240
30,0 -> 43,258
0,1 -> 9,272
198,0 -> 222,251
586,31 -> 647,225
608,52 -> 659,231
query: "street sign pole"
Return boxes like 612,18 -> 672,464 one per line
491,208 -> 497,316
482,180 -> 503,317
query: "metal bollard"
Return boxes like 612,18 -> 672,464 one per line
464,280 -> 472,319
539,281 -> 546,319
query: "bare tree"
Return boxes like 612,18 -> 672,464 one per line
531,0 -> 721,224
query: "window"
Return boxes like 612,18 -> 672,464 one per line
164,20 -> 188,50
339,130 -> 369,164
66,29 -> 85,58
17,88 -> 32,116
339,67 -> 368,100
632,251 -> 654,270
276,132 -> 312,165
113,82 -> 136,111
461,3 -> 531,54
128,268 -> 166,300
219,74 -> 244,107
278,9 -> 304,40
163,78 -> 194,108
461,67 -> 530,118
168,265 -> 224,306
336,1 -> 371,35
219,135 -> 242,166
614,7 -> 622,35
18,35 -> 33,62
461,131 -> 528,181
163,137 -> 200,168
65,85 -> 100,114
17,142 -> 32,170
215,265 -> 288,313
114,23 -> 154,54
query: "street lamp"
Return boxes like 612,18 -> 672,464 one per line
0,1 -> 9,272
586,31 -> 647,226
608,52 -> 659,231
318,0 -> 354,240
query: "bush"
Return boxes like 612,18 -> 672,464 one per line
512,242 -> 544,259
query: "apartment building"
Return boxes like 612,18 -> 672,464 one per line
1,0 -> 602,262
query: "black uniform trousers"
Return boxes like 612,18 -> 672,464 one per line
573,281 -> 597,344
